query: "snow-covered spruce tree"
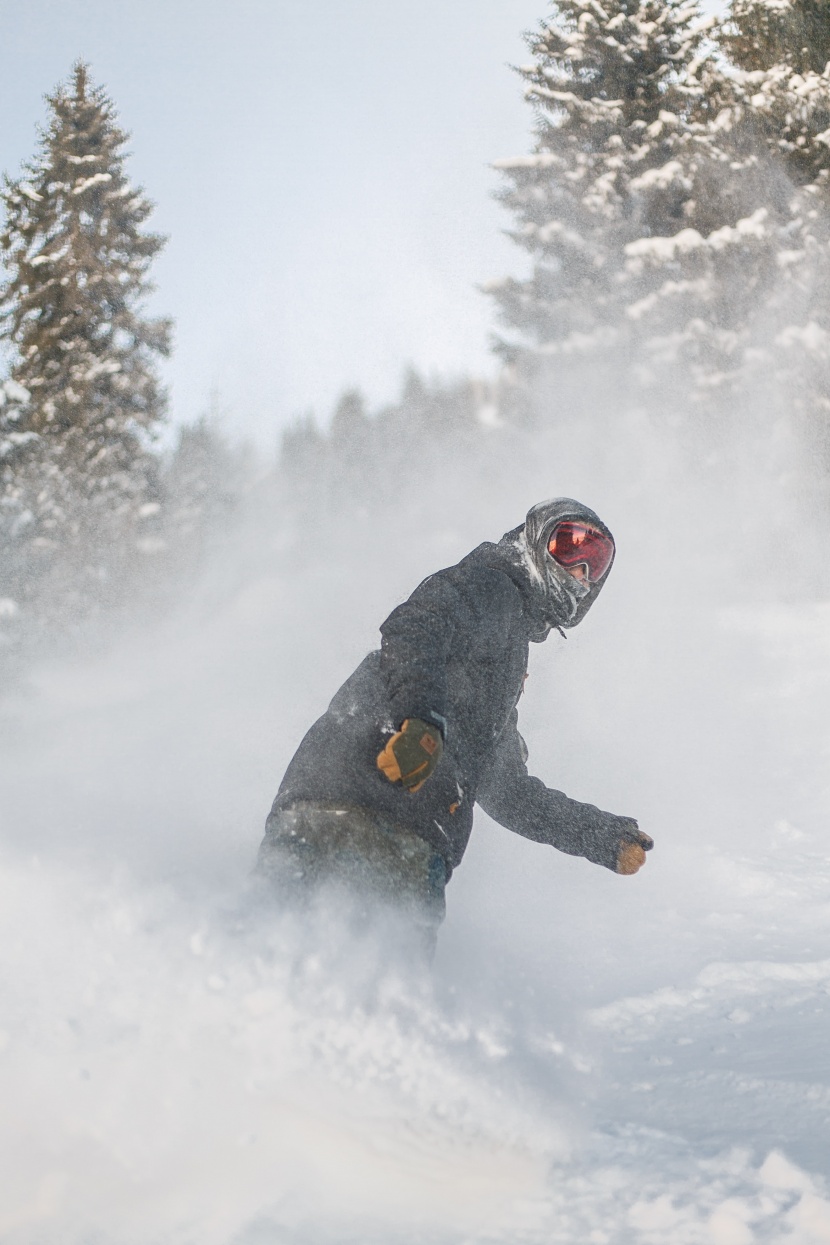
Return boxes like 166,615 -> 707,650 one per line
159,415 -> 251,582
488,0 -> 712,415
711,0 -> 830,462
0,380 -> 38,643
721,0 -> 830,190
0,377 -> 76,670
0,62 -> 171,623
488,0 -> 830,426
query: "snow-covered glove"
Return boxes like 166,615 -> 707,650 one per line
615,821 -> 653,874
376,718 -> 443,793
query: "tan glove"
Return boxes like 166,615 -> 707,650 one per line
376,718 -> 443,793
615,823 -> 654,875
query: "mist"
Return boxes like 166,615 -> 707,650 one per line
3,0 -> 830,1235
1,371 -> 829,1243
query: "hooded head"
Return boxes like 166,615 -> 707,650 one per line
499,498 -> 616,639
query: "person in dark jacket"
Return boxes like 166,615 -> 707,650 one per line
259,498 -> 653,952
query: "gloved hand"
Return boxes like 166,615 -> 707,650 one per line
615,820 -> 654,875
376,718 -> 443,793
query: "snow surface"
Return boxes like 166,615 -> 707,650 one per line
0,414 -> 829,1243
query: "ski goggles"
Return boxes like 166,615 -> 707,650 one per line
547,521 -> 614,583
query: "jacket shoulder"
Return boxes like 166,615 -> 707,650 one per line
392,548 -> 526,631
443,557 -> 524,620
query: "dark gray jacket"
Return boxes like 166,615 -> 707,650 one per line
269,499 -> 633,877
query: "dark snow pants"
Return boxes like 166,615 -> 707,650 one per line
257,802 -> 447,959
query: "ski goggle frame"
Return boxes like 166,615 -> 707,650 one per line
547,521 -> 614,584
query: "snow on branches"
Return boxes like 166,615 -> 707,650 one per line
489,0 -> 830,445
0,63 -> 172,659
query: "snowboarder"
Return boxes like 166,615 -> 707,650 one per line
259,498 -> 652,952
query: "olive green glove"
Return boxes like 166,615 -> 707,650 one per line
376,718 -> 444,793
615,821 -> 654,875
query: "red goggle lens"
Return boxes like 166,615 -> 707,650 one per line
547,522 -> 614,583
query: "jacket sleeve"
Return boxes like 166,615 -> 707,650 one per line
379,572 -> 464,729
475,710 -> 627,872
379,565 -> 519,731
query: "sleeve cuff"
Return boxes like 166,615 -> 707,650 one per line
421,709 -> 448,740
396,707 -> 448,741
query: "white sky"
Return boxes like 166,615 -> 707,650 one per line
1,0 -> 545,446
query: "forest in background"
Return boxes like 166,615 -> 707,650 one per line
2,0 -> 830,683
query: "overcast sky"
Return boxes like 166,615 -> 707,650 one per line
1,0 -> 546,447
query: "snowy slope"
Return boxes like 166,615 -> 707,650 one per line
0,427 -> 828,1244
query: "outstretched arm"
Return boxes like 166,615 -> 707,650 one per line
476,710 -> 652,873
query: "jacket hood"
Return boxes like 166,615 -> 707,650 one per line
470,498 -> 615,641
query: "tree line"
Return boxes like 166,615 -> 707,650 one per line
3,0 -> 830,676
282,0 -> 830,507
0,63 -> 244,676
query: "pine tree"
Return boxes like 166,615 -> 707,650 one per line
488,0 -> 830,424
161,415 -> 248,562
0,379 -> 37,607
719,0 -> 830,192
707,0 -> 830,462
489,0 -> 710,402
329,387 -> 373,472
726,0 -> 830,75
0,62 -> 171,590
